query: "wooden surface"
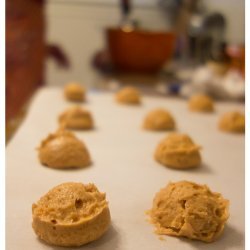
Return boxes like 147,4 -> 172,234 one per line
6,0 -> 46,121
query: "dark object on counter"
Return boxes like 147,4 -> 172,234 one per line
120,0 -> 131,19
6,0 -> 69,121
197,13 -> 227,63
106,28 -> 176,73
119,0 -> 139,30
47,44 -> 70,68
226,45 -> 245,76
92,49 -> 113,75
6,0 -> 46,121
159,0 -> 227,65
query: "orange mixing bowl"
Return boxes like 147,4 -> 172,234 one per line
106,28 -> 176,73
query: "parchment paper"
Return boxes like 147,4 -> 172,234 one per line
6,88 -> 245,250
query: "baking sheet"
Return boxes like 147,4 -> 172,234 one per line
6,88 -> 245,250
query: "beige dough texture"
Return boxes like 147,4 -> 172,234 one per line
154,133 -> 201,169
32,182 -> 111,247
38,129 -> 91,169
59,106 -> 94,130
116,86 -> 141,105
218,111 -> 245,133
143,108 -> 176,131
188,94 -> 214,112
64,82 -> 85,102
148,181 -> 229,243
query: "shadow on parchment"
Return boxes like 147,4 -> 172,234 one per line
161,162 -> 214,175
179,224 -> 244,250
185,163 -> 214,175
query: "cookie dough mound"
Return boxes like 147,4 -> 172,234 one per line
38,129 -> 91,169
59,106 -> 94,130
149,181 -> 229,242
64,82 -> 85,102
116,86 -> 141,105
154,133 -> 201,169
143,108 -> 175,131
32,182 -> 111,247
188,94 -> 214,112
219,111 -> 245,133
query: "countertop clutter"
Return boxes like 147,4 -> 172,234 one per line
6,87 -> 244,250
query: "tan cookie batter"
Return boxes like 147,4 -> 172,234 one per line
38,129 -> 91,168
32,182 -> 111,247
116,86 -> 141,105
148,181 -> 229,242
64,82 -> 85,102
154,133 -> 201,169
188,94 -> 214,112
59,106 -> 94,130
219,111 -> 245,133
143,108 -> 176,131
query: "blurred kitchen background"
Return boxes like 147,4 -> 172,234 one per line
6,0 -> 245,141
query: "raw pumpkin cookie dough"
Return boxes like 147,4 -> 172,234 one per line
59,106 -> 94,130
38,129 -> 91,169
154,133 -> 201,169
188,94 -> 214,112
143,108 -> 176,131
148,181 -> 229,243
64,82 -> 85,102
116,86 -> 141,105
218,111 -> 245,133
32,182 -> 111,247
